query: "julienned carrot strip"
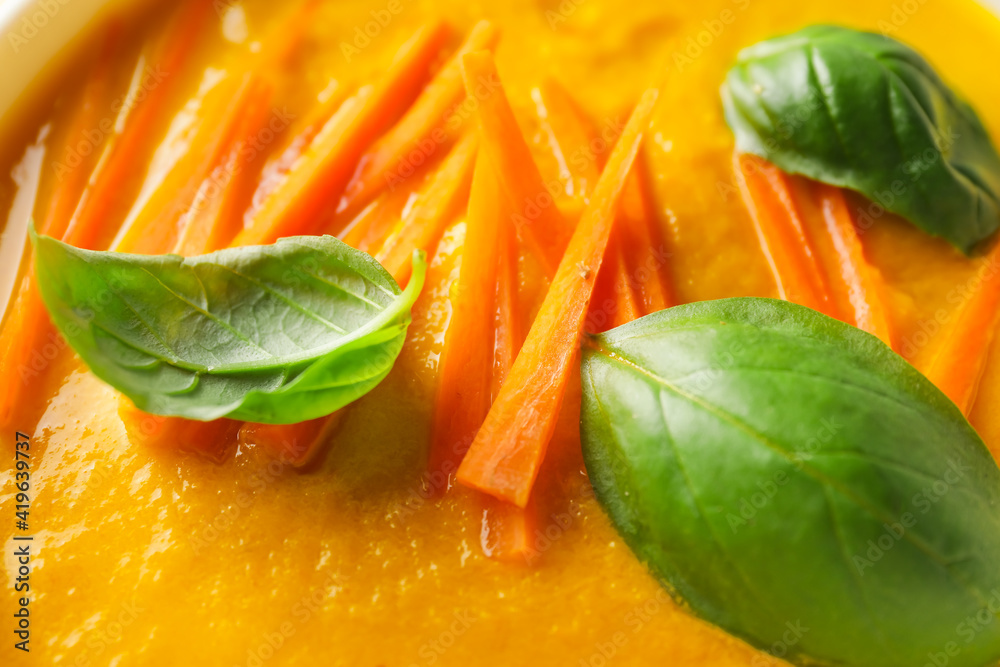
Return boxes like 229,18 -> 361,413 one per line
233,22 -> 451,246
970,316 -> 1000,456
376,132 -> 479,284
337,20 -> 500,220
492,216 -> 523,400
460,51 -> 572,279
480,204 -> 537,561
481,494 -> 538,562
617,161 -> 674,314
0,26 -> 120,431
63,0 -> 214,251
457,87 -> 660,507
337,186 -> 413,254
809,182 -> 894,347
174,77 -> 276,255
238,414 -> 344,466
117,397 -> 241,464
590,230 -> 641,331
531,81 -> 601,208
920,242 -> 1000,414
428,152 -> 502,478
246,82 -> 351,228
734,152 -> 834,317
113,73 -> 255,254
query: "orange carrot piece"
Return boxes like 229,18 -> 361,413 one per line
480,495 -> 538,562
233,22 -> 451,246
337,20 -> 500,220
616,161 -> 674,314
734,152 -> 834,317
531,81 -> 601,207
174,77 -> 276,255
246,82 -> 352,228
460,52 -> 572,278
480,202 -> 538,561
457,87 -> 660,507
63,0 -> 215,251
118,397 -> 241,464
0,27 -> 119,431
809,182 -> 894,347
238,415 -> 343,466
376,132 -> 479,284
589,230 -> 641,331
112,73 -> 257,254
337,185 -> 412,254
920,242 -> 1000,414
428,152 -> 502,478
970,315 -> 1000,456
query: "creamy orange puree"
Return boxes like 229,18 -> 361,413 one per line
3,0 -> 1000,665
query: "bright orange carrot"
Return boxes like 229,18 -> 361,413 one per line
457,87 -> 660,507
616,160 -> 674,314
428,152 -> 502,478
734,152 -> 834,316
337,20 -> 500,220
174,77 -> 276,255
376,131 -> 479,284
118,397 -> 241,464
238,415 -> 344,466
460,52 -> 572,278
112,72 -> 258,254
246,81 -> 352,227
63,0 -> 215,251
480,495 -> 538,562
337,185 -> 412,254
970,317 -> 1000,456
808,182 -> 894,347
233,22 -> 451,246
480,201 -> 537,562
589,230 -> 641,331
920,242 -> 1000,414
0,27 -> 120,431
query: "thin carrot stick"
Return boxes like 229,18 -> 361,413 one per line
428,152 -> 501,478
376,131 -> 478,284
734,152 -> 834,317
337,20 -> 500,220
174,76 -> 276,255
238,414 -> 344,466
480,202 -> 537,561
63,0 -> 215,251
246,81 -> 351,228
969,315 -> 1000,456
112,72 -> 257,254
337,185 -> 412,255
920,242 -> 1000,414
233,22 -> 451,246
616,160 -> 674,314
808,182 -> 894,347
118,397 -> 241,464
0,26 -> 120,430
460,52 -> 572,278
457,87 -> 660,507
589,230 -> 641,331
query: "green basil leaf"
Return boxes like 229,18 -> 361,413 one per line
581,298 -> 1000,667
31,230 -> 425,424
721,25 -> 1000,254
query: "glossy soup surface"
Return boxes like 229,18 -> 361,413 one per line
3,0 -> 1000,665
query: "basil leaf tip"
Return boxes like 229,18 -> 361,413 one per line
721,24 -> 1000,254
30,229 -> 426,424
582,297 -> 1000,667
